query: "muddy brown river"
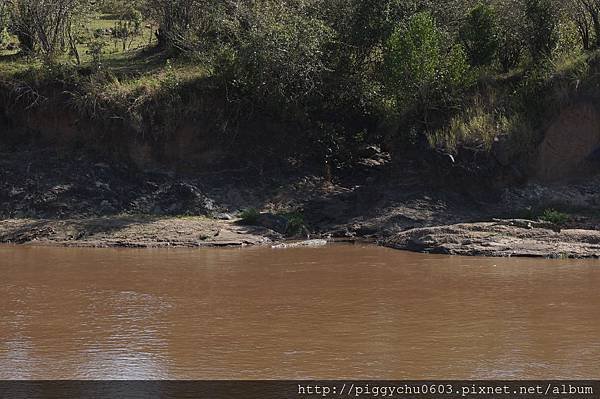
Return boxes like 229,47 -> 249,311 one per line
1,245 -> 599,379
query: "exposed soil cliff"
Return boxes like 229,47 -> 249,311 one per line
536,102 -> 600,181
1,144 -> 600,257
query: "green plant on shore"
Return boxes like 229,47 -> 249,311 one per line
540,209 -> 569,225
280,212 -> 307,237
239,208 -> 260,225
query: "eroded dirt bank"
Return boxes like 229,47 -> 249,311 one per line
1,147 -> 600,257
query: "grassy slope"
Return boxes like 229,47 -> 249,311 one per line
0,12 -> 211,125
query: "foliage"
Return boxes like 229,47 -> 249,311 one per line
494,0 -> 526,72
2,0 -> 600,178
113,7 -> 142,50
227,1 -> 334,108
384,11 -> 445,117
280,211 -> 307,237
540,209 -> 569,225
87,38 -> 106,69
460,3 -> 498,67
0,0 -> 9,47
239,208 -> 260,225
9,0 -> 90,59
384,10 -> 473,143
523,0 -> 559,61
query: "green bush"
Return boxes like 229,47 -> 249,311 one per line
227,2 -> 334,108
524,0 -> 559,61
540,209 -> 569,225
384,12 -> 442,108
239,208 -> 260,225
0,2 -> 8,48
280,212 -> 307,237
87,39 -> 107,69
385,12 -> 473,109
460,3 -> 498,67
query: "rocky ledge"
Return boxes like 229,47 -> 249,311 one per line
0,217 -> 277,248
383,219 -> 600,258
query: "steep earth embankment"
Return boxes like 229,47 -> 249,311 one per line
536,102 -> 600,181
2,93 -> 600,256
1,144 -> 600,256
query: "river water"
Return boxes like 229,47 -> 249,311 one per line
1,245 -> 599,379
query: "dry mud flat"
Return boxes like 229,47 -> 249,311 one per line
384,220 -> 600,258
0,217 -> 276,248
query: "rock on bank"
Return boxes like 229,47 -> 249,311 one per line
0,217 -> 276,248
383,220 -> 600,258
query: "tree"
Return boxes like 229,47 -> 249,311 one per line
145,0 -> 229,52
10,0 -> 36,53
0,0 -> 9,48
230,0 -> 334,107
579,0 -> 600,47
114,6 -> 143,51
460,3 -> 499,66
384,12 -> 442,108
493,0 -> 526,71
566,0 -> 593,49
561,0 -> 600,50
523,0 -> 559,60
10,0 -> 90,59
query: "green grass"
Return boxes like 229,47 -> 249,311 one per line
428,103 -> 500,152
75,13 -> 154,65
0,13 -> 154,68
0,53 -> 42,79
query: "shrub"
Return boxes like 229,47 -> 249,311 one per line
523,0 -> 559,61
540,209 -> 569,225
384,12 -> 442,108
228,2 -> 334,108
0,1 -> 9,48
239,208 -> 260,225
280,212 -> 307,237
87,39 -> 107,69
443,44 -> 472,89
460,3 -> 499,67
385,12 -> 473,108
122,7 -> 143,33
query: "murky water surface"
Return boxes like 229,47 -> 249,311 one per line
1,245 -> 599,379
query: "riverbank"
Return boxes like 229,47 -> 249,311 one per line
3,217 -> 599,258
2,147 -> 600,257
385,221 -> 600,258
0,217 -> 275,248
